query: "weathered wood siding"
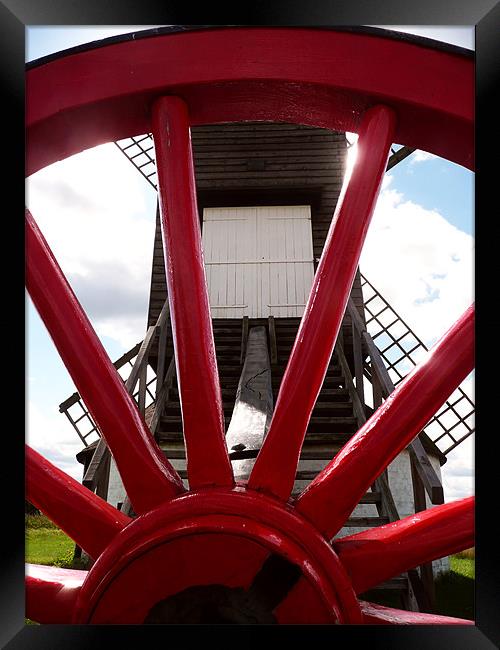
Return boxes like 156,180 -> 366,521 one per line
147,122 -> 365,365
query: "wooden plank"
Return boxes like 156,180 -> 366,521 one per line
347,299 -> 445,508
408,437 -> 444,505
94,450 -> 110,500
225,326 -> 274,479
268,316 -> 278,364
240,316 -> 249,365
138,363 -> 147,416
373,472 -> 400,523
336,342 -> 366,426
410,457 -> 437,611
124,325 -> 157,395
149,357 -> 176,435
387,146 -> 416,170
82,437 -> 109,490
155,300 -> 170,395
352,319 -> 365,407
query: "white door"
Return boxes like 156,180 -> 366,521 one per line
202,206 -> 314,318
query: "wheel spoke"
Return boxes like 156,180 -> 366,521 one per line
295,305 -> 474,538
25,209 -> 185,513
334,496 -> 474,594
359,600 -> 473,625
248,105 -> 396,500
152,96 -> 233,489
26,564 -> 86,624
26,446 -> 130,558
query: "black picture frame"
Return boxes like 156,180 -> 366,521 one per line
2,1 -> 498,647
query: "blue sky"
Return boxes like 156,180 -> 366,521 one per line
25,26 -> 474,500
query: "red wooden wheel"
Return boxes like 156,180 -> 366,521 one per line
25,27 -> 474,624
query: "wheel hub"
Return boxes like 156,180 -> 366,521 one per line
71,489 -> 361,624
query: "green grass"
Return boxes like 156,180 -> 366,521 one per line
25,517 -> 86,625
361,553 -> 475,621
25,515 -> 86,570
434,555 -> 474,620
25,514 -> 58,530
25,520 -> 475,623
25,528 -> 75,566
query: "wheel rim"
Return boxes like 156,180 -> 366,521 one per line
26,27 -> 474,625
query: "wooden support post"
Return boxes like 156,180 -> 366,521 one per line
138,363 -> 147,416
408,438 -> 445,505
227,326 -> 274,480
95,450 -> 110,500
352,319 -> 365,406
240,316 -> 249,365
155,299 -> 170,398
268,316 -> 278,365
372,369 -> 383,408
82,438 -> 109,490
411,456 -> 437,612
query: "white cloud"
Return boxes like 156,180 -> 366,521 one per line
27,401 -> 83,482
26,143 -> 159,493
360,175 -> 474,501
441,434 -> 474,502
410,150 -> 438,164
360,175 -> 474,347
26,143 -> 158,349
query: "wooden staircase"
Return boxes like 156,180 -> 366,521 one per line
156,317 -> 389,530
153,315 -> 413,605
64,305 -> 442,610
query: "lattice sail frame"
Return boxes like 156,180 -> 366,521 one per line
26,27 -> 474,625
59,343 -> 157,447
360,275 -> 475,455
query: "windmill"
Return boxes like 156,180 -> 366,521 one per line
27,26 -> 474,624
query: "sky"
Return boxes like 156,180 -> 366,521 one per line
25,25 -> 474,504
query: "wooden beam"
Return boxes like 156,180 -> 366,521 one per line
387,146 -> 415,170
227,326 -> 273,479
351,319 -> 365,406
155,299 -> 170,395
125,325 -> 157,396
268,316 -> 278,365
347,299 -> 444,505
408,437 -> 445,505
410,458 -> 437,612
149,357 -> 176,436
240,316 -> 249,365
82,437 -> 109,490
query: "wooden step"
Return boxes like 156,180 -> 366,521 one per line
159,415 -> 355,428
306,417 -> 358,433
215,374 -> 346,386
164,400 -> 353,415
158,446 -> 349,461
301,433 -> 355,444
157,430 -> 355,446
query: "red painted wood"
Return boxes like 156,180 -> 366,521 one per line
359,600 -> 473,625
152,97 -> 233,489
248,105 -> 395,500
26,28 -> 473,177
25,209 -> 185,513
26,446 -> 129,558
296,304 -> 474,538
72,489 -> 361,624
24,29 -> 476,625
335,497 -> 474,594
26,564 -> 86,624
